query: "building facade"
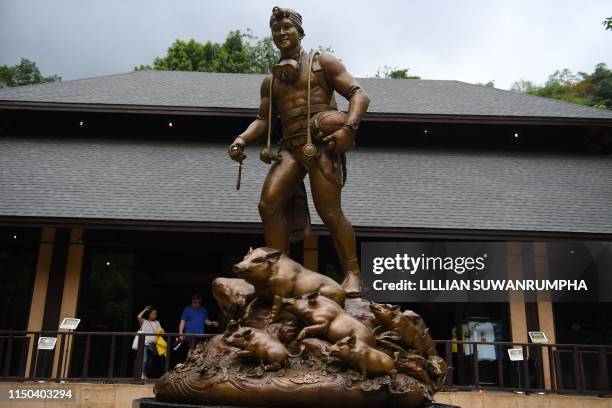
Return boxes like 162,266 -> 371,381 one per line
1,71 -> 611,395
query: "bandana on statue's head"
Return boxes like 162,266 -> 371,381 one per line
270,7 -> 305,83
269,7 -> 305,39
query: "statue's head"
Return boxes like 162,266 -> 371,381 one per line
269,7 -> 304,52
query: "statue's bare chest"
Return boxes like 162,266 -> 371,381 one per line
272,63 -> 331,113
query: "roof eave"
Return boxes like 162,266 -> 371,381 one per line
0,215 -> 610,241
1,100 -> 612,126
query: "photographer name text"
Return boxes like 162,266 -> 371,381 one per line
372,279 -> 588,291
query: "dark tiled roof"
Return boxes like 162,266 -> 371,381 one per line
1,70 -> 612,121
1,136 -> 611,234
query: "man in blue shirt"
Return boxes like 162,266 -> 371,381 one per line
178,293 -> 219,356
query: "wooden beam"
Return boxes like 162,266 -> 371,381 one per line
52,228 -> 85,377
533,242 -> 557,389
507,242 -> 528,344
25,228 -> 55,378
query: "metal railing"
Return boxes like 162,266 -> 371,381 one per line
0,330 -> 213,383
0,330 -> 610,395
436,340 -> 612,395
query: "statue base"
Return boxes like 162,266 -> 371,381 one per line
134,398 -> 459,408
154,276 -> 448,408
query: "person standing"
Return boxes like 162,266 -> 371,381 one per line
135,305 -> 161,380
178,293 -> 219,357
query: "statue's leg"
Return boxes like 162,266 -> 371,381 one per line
308,158 -> 363,297
259,150 -> 306,254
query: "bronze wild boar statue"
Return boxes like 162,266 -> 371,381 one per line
281,292 -> 375,346
223,321 -> 300,371
328,334 -> 398,380
370,303 -> 437,357
232,247 -> 346,307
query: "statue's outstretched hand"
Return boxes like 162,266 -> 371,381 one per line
322,128 -> 355,154
228,138 -> 247,162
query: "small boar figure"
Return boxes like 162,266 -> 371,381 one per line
370,303 -> 438,358
328,335 -> 397,380
212,277 -> 256,322
281,293 -> 376,346
234,247 -> 346,322
232,247 -> 346,307
223,321 -> 300,371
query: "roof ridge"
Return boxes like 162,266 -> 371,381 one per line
360,77 -> 455,83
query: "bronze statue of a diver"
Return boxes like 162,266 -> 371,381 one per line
228,6 -> 370,297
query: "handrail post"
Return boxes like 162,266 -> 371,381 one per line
599,347 -> 609,393
496,344 -> 504,388
555,347 -> 564,393
19,336 -> 28,379
547,344 -> 556,392
55,332 -> 65,382
107,335 -> 116,381
82,334 -> 91,378
472,342 -> 479,387
29,332 -> 40,379
573,346 -> 582,392
522,344 -> 530,394
3,333 -> 13,377
445,341 -> 454,387
164,334 -> 172,374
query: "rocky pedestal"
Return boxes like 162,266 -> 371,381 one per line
154,277 -> 448,408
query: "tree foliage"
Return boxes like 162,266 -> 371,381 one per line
136,30 -> 280,74
604,17 -> 612,31
374,65 -> 420,79
136,30 -> 337,75
0,58 -> 60,88
475,80 -> 495,88
511,63 -> 612,109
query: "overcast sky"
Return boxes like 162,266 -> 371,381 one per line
1,0 -> 610,89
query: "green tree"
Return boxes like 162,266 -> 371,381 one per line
136,30 -> 280,74
512,63 -> 612,109
603,17 -> 612,31
0,58 -> 60,88
582,63 -> 612,108
137,30 -> 338,75
510,79 -> 537,93
374,65 -> 420,79
476,80 -> 495,88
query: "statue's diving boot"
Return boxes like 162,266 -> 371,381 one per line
341,257 -> 363,298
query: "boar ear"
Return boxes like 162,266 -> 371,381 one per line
391,304 -> 401,311
247,246 -> 254,255
307,292 -> 319,303
243,329 -> 253,339
264,249 -> 282,263
348,334 -> 357,347
227,320 -> 239,333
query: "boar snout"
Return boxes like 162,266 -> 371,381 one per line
232,263 -> 247,276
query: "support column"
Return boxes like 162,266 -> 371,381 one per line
58,228 -> 85,325
53,228 -> 85,377
534,242 -> 556,389
25,228 -> 56,377
303,234 -> 318,271
507,242 -> 528,344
